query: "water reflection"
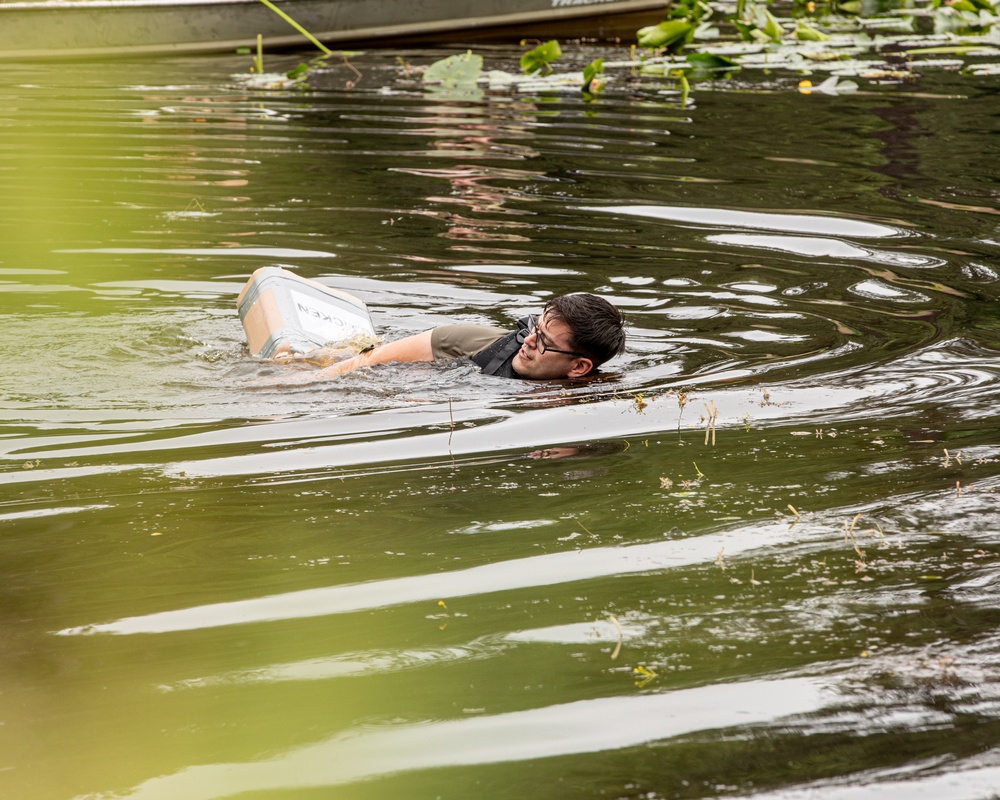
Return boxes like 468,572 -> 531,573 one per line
392,97 -> 544,255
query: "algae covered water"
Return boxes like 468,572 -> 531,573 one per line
1,43 -> 999,800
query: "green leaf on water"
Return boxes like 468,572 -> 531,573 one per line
684,52 -> 740,79
423,51 -> 484,85
733,19 -> 757,41
520,40 -> 562,74
286,63 -> 310,80
795,20 -> 831,41
686,52 -> 739,70
637,20 -> 696,52
755,7 -> 786,40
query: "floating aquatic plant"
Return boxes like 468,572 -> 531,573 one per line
241,0 -> 364,88
638,19 -> 698,51
422,51 -> 485,100
423,50 -> 484,85
582,57 -> 606,95
409,0 -> 999,105
256,0 -> 332,55
520,39 -> 563,74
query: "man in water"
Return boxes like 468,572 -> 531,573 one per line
317,293 -> 626,381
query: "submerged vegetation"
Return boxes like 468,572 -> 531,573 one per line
245,0 -> 1000,97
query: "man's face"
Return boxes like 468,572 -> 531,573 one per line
511,313 -> 593,380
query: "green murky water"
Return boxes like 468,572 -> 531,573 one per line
1,42 -> 999,800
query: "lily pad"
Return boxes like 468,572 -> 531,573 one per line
423,51 -> 483,86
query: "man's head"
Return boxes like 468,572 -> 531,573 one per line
512,293 -> 626,380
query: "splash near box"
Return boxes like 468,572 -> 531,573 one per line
237,267 -> 376,359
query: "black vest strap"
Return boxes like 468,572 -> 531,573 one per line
471,315 -> 535,377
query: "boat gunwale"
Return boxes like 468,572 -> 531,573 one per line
0,0 -> 666,59
0,0 -> 662,14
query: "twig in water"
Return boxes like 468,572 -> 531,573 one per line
609,615 -> 624,660
341,52 -> 363,87
703,400 -> 718,446
844,514 -> 865,562
787,504 -> 800,520
255,0 -> 363,87
448,399 -> 455,449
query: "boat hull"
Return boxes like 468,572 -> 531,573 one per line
0,0 -> 665,58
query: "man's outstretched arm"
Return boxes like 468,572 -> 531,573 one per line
318,330 -> 435,378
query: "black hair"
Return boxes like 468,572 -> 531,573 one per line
543,294 -> 626,368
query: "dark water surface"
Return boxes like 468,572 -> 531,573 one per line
1,46 -> 999,800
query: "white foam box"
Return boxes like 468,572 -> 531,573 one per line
237,267 -> 375,358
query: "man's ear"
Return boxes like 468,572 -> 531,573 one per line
566,358 -> 594,379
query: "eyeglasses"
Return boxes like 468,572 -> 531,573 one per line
531,319 -> 587,358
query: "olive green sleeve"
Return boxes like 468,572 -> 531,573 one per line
431,324 -> 510,361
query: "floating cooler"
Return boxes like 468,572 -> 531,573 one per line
237,267 -> 376,359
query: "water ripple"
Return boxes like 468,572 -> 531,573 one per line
586,204 -> 912,238
83,677 -> 829,800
